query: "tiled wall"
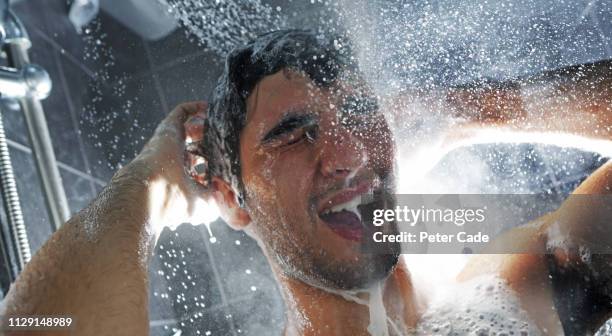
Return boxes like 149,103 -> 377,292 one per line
2,1 -> 611,335
5,1 -> 284,335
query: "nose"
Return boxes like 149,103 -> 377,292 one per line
318,125 -> 368,179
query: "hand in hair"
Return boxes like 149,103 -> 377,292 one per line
2,101 -> 211,336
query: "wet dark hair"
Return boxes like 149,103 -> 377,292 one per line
203,29 -> 356,204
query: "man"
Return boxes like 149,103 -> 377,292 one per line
2,29 -> 611,335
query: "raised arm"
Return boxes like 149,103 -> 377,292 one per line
445,60 -> 612,141
457,160 -> 612,334
1,102 -> 208,336
441,60 -> 612,334
448,61 -> 612,325
389,59 -> 612,157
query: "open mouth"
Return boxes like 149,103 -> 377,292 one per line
319,196 -> 365,241
317,179 -> 384,242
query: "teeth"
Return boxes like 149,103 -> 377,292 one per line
322,196 -> 362,221
372,177 -> 381,190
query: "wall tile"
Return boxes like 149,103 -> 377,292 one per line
203,220 -> 281,303
149,306 -> 233,336
59,168 -> 96,215
29,36 -> 88,172
148,253 -> 178,322
12,0 -> 48,33
17,0 -> 151,82
57,52 -> 103,178
150,225 -> 225,321
65,68 -> 164,181
228,298 -> 284,336
93,182 -> 104,194
1,99 -> 29,146
0,33 -> 77,162
146,28 -> 209,68
156,54 -> 223,108
0,24 -> 89,173
0,241 -> 12,295
26,0 -> 101,73
96,12 -> 151,81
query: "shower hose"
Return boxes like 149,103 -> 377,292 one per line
0,107 -> 31,273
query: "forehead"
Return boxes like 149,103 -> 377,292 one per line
244,70 -> 316,128
243,69 -> 367,129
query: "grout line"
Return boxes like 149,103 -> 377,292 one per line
30,27 -> 98,80
198,225 -> 239,336
143,40 -> 170,114
104,48 -> 217,89
100,67 -> 156,92
6,138 -> 106,187
153,49 -> 216,73
149,294 -> 255,329
53,47 -> 99,198
149,318 -> 178,328
58,162 -> 106,187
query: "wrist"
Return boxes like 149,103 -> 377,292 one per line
114,156 -> 194,232
84,159 -> 153,239
112,156 -> 158,186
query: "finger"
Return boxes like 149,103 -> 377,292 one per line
176,101 -> 207,117
185,114 -> 205,142
186,151 -> 208,181
154,101 -> 207,141
167,101 -> 208,126
183,146 -> 211,202
180,101 -> 207,117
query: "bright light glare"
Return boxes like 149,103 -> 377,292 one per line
148,177 -> 221,239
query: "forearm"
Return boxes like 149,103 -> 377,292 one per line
388,62 -> 612,169
446,60 -> 612,141
1,101 -> 206,335
3,161 -> 155,335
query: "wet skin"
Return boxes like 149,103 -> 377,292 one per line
212,70 -> 411,335
3,61 -> 612,336
214,66 -> 612,335
239,70 -> 398,289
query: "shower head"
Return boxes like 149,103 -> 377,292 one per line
100,0 -> 177,40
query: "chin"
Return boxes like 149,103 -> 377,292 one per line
305,252 -> 401,291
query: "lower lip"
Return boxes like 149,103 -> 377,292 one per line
318,211 -> 364,241
327,225 -> 363,241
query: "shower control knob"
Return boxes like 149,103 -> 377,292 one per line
0,63 -> 52,100
22,63 -> 52,100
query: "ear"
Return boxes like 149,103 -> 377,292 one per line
211,176 -> 251,230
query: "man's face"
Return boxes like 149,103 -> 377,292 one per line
239,69 -> 399,290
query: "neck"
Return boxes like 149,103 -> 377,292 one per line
271,260 -> 421,336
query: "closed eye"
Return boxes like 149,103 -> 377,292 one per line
261,112 -> 319,147
282,124 -> 319,147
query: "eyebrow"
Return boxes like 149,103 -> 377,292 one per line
261,111 -> 317,143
